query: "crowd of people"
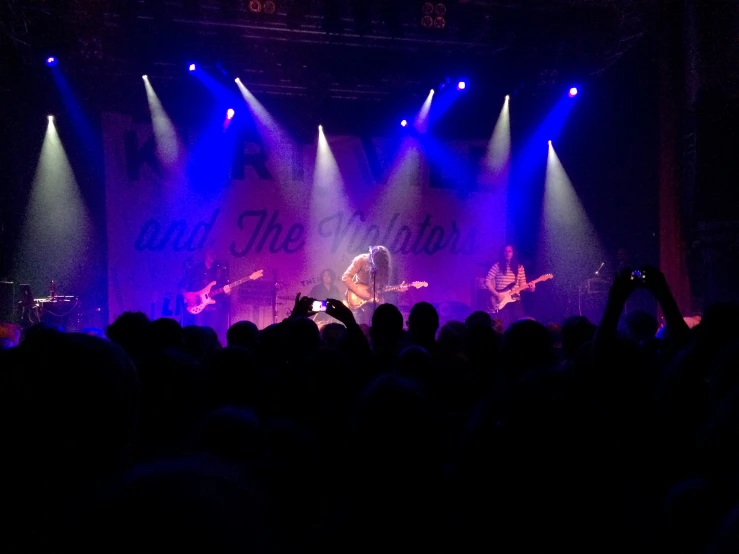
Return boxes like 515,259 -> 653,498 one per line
1,265 -> 739,553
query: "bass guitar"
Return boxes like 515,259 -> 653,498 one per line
346,281 -> 428,310
184,269 -> 264,315
491,273 -> 553,312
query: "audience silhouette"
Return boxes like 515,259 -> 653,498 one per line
1,267 -> 736,553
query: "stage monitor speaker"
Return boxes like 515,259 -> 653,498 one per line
472,277 -> 490,312
0,281 -> 15,323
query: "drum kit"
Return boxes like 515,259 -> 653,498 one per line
17,283 -> 83,330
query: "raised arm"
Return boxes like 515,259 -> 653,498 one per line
644,267 -> 690,349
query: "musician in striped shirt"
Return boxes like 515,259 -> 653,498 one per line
485,244 -> 535,328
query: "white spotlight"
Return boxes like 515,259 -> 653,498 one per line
48,115 -> 54,121
318,124 -> 323,132
235,77 -> 241,83
142,75 -> 148,80
430,89 -> 435,95
505,95 -> 510,101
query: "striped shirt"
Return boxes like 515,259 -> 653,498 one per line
486,262 -> 527,295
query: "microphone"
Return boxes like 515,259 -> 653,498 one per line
594,262 -> 605,275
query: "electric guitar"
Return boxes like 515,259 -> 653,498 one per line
491,273 -> 553,312
184,269 -> 264,315
346,281 -> 429,310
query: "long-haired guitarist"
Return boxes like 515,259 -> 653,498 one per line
341,245 -> 392,324
485,244 -> 535,329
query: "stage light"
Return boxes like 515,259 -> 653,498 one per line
142,75 -> 148,80
421,2 -> 446,29
505,94 -> 510,101
430,89 -> 435,96
188,63 -> 196,72
400,119 -> 408,127
548,140 -> 552,145
226,108 -> 235,119
235,77 -> 241,83
48,115 -> 54,121
457,81 -> 466,91
318,124 -> 323,132
46,57 -> 58,67
569,87 -> 578,98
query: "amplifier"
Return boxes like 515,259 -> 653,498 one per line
0,281 -> 14,323
586,278 -> 610,295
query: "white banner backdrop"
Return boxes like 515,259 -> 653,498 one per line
103,112 -> 507,328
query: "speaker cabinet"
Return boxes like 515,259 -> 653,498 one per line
0,281 -> 15,323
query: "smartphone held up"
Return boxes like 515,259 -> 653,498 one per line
630,269 -> 647,285
311,300 -> 328,312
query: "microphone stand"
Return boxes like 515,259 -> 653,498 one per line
369,246 -> 377,317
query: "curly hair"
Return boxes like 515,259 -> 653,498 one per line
320,268 -> 336,284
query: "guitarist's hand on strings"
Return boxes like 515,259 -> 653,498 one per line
527,282 -> 536,292
352,285 -> 372,301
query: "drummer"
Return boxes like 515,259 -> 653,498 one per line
308,268 -> 343,329
309,269 -> 341,301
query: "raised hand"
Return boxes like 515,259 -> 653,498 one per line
326,298 -> 357,327
609,266 -> 638,304
289,292 -> 317,319
639,265 -> 670,302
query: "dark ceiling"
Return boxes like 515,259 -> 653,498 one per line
2,0 -> 651,100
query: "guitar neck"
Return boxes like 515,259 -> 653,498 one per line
212,275 -> 254,296
355,281 -> 426,297
382,282 -> 426,293
383,284 -> 405,293
509,276 -> 548,294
